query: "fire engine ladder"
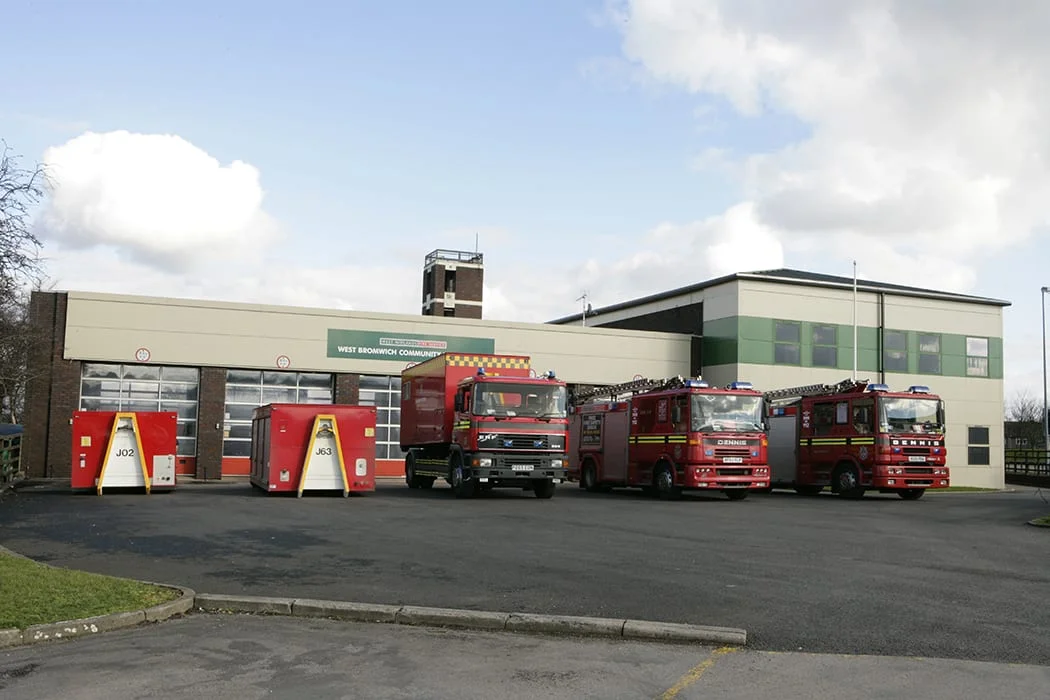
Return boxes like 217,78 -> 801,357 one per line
571,376 -> 691,405
763,378 -> 868,405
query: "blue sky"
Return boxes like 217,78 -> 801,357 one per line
3,0 -> 1048,401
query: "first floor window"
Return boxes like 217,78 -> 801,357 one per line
966,337 -> 989,377
812,324 -> 837,368
775,320 -> 801,364
883,330 -> 907,372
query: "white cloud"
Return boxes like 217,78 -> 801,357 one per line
606,0 -> 1050,273
38,130 -> 278,271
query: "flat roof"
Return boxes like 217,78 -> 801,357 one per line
548,268 -> 1012,324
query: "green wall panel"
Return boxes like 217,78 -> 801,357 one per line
705,315 -> 1003,380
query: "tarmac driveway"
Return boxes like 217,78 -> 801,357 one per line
1,480 -> 1048,665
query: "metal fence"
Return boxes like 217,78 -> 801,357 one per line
0,434 -> 21,486
1005,449 -> 1050,486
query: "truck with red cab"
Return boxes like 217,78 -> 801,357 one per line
765,379 -> 949,500
400,353 -> 569,499
568,376 -> 770,500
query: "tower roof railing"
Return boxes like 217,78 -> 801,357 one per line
425,249 -> 484,265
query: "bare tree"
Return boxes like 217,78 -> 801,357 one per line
0,142 -> 49,425
1005,388 -> 1046,449
0,141 -> 46,306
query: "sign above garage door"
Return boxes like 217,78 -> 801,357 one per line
326,329 -> 495,362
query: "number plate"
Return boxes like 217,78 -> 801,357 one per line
722,457 -> 744,464
908,456 -> 927,463
511,465 -> 534,472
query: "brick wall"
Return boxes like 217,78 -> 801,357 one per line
334,373 -> 360,404
21,292 -> 83,479
196,367 -> 227,480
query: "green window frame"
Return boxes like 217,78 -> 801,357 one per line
774,320 -> 801,365
883,329 -> 907,372
811,324 -> 838,368
917,333 -> 941,374
966,337 -> 989,377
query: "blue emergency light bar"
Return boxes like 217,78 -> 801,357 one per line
476,367 -> 486,376
684,379 -> 709,388
866,383 -> 890,392
547,370 -> 557,379
728,381 -> 753,391
908,385 -> 931,393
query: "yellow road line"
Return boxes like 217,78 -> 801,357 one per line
658,646 -> 738,699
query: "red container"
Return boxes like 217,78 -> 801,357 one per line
249,403 -> 377,496
71,411 -> 178,494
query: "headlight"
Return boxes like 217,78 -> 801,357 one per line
551,459 -> 563,468
479,458 -> 492,467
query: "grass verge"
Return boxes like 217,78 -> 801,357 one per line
0,553 -> 179,629
1031,515 -> 1050,527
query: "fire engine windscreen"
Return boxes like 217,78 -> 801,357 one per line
878,397 -> 944,433
691,395 -> 765,432
472,383 -> 568,418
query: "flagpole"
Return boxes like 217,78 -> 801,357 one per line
852,260 -> 858,380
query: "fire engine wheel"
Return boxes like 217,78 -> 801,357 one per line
654,463 -> 682,501
449,456 -> 478,499
405,454 -> 419,488
533,479 -> 556,499
898,488 -> 926,500
581,462 -> 600,492
833,464 -> 866,499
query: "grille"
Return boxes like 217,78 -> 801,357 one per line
904,467 -> 934,475
716,468 -> 752,476
903,447 -> 930,455
496,434 -> 551,450
714,447 -> 751,457
496,456 -> 545,468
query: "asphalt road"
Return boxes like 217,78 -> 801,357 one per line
1,480 -> 1048,665
3,614 -> 1049,700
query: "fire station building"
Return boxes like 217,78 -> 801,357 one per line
550,268 -> 1009,489
21,257 -> 1009,489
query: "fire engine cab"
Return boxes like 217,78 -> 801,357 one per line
765,378 -> 949,500
569,376 -> 770,500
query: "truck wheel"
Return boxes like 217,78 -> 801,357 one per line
833,464 -> 865,499
533,479 -> 556,499
405,453 -> 419,489
654,463 -> 682,501
724,489 -> 748,501
449,456 -> 477,499
898,488 -> 925,500
581,462 -> 599,492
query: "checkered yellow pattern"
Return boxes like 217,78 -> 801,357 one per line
446,354 -> 530,369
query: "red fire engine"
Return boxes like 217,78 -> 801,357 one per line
765,379 -> 949,499
568,376 -> 770,500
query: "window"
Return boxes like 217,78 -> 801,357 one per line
80,363 -> 199,456
852,399 -> 874,434
443,307 -> 456,317
774,321 -> 801,364
356,375 -> 405,461
883,330 -> 907,372
967,425 -> 990,465
222,370 -> 333,457
444,269 -> 457,293
813,402 -> 836,435
966,337 -> 989,377
918,334 -> 941,374
812,324 -> 837,368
